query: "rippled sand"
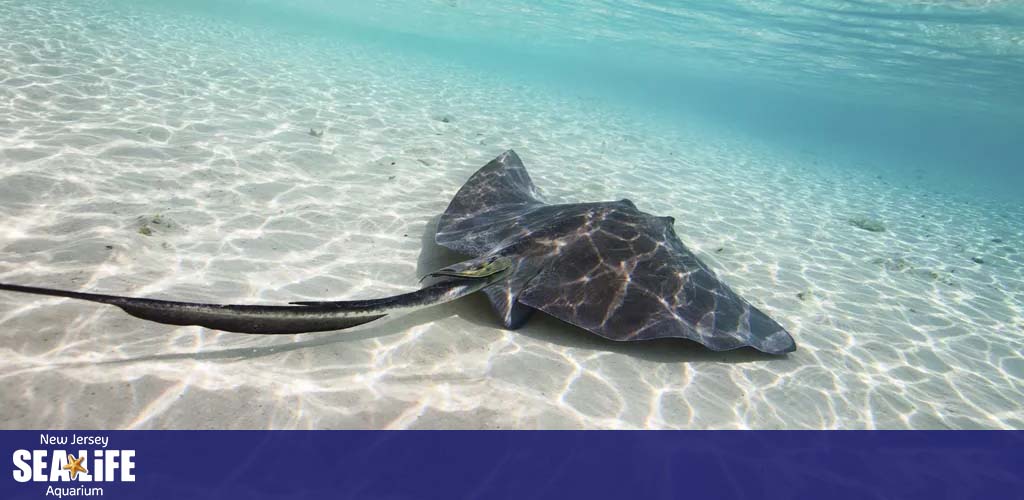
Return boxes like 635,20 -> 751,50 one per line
1,0 -> 1022,429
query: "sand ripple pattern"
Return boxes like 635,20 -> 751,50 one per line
0,0 -> 1022,429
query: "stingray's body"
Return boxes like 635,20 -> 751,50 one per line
0,150 -> 795,354
436,150 -> 795,354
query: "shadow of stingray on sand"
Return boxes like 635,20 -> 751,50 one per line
54,215 -> 784,368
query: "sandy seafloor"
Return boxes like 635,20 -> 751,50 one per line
1,0 -> 1022,430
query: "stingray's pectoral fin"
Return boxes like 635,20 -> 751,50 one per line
0,282 -> 385,335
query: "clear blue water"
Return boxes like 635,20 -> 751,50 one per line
2,0 -> 1022,429
153,0 -> 1024,201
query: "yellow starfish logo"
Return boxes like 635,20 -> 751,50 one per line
63,454 -> 88,480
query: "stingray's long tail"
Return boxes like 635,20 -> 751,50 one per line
0,273 -> 498,335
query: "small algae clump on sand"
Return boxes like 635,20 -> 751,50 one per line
872,255 -> 957,286
920,269 -> 956,286
848,217 -> 886,232
872,255 -> 912,272
135,214 -> 177,237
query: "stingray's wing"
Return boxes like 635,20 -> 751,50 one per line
515,205 -> 796,354
436,149 -> 545,256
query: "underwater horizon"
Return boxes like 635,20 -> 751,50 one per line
0,0 -> 1022,429
158,0 -> 1024,201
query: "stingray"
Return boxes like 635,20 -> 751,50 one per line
0,150 -> 795,354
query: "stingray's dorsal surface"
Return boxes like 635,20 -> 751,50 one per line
436,150 -> 796,354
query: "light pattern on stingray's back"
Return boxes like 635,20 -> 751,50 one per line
436,150 -> 796,354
